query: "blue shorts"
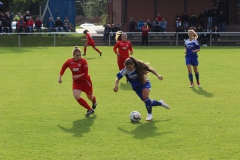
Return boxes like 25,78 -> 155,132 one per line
133,81 -> 151,100
185,56 -> 199,66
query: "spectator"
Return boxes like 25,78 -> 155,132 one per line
141,23 -> 150,46
146,19 -> 152,32
0,2 -> 3,12
198,11 -> 206,28
1,18 -> 9,35
182,11 -> 189,28
26,17 -> 34,34
5,12 -> 12,33
63,17 -> 70,32
152,17 -> 160,32
35,17 -> 42,34
55,17 -> 64,35
203,25 -> 211,44
176,25 -> 184,40
137,18 -> 144,31
196,25 -> 205,46
129,17 -> 136,32
217,10 -> 225,32
111,24 -> 120,40
190,12 -> 197,27
47,17 -> 54,35
156,13 -> 162,22
207,6 -> 213,28
13,15 -> 20,21
103,24 -> 110,41
23,11 -> 31,23
0,12 -> 4,32
212,5 -> 219,27
212,25 -> 220,41
16,16 -> 26,33
175,13 -> 182,28
159,17 -> 167,32
182,25 -> 188,40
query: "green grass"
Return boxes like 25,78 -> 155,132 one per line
0,46 -> 240,159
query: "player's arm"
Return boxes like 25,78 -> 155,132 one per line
192,42 -> 200,53
129,42 -> 133,55
113,78 -> 119,92
58,60 -> 69,83
113,69 -> 127,92
150,68 -> 163,80
113,42 -> 120,56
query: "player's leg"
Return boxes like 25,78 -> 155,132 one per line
73,89 -> 92,111
81,81 -> 95,117
92,45 -> 102,56
83,43 -> 89,56
142,87 -> 153,121
187,64 -> 194,87
193,65 -> 200,87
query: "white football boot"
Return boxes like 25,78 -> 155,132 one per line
146,114 -> 153,121
160,100 -> 170,109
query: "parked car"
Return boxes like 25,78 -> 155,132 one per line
80,23 -> 95,28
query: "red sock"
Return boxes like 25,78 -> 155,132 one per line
77,98 -> 92,110
95,48 -> 101,53
84,47 -> 86,54
92,96 -> 96,104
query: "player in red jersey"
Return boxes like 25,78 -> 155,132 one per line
82,29 -> 102,56
113,32 -> 133,71
58,46 -> 97,117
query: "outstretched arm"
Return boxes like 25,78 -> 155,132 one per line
150,69 -> 163,80
113,78 -> 120,92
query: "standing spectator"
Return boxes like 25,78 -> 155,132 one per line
217,10 -> 225,32
196,25 -> 205,46
16,16 -> 26,33
113,32 -> 133,72
184,29 -> 201,88
212,5 -> 219,27
176,25 -> 184,40
141,23 -> 150,46
103,24 -> 110,41
111,24 -> 119,40
137,18 -> 144,31
159,18 -> 167,32
198,11 -> 206,28
207,6 -> 213,29
156,13 -> 162,22
83,30 -> 102,56
0,2 -> 3,12
35,17 -> 42,34
1,18 -> 9,35
23,11 -> 31,23
55,17 -> 64,35
0,12 -> 4,32
58,46 -> 97,117
63,17 -> 70,32
153,17 -> 160,32
129,17 -> 136,32
175,13 -> 182,28
190,12 -> 197,27
146,19 -> 152,32
47,17 -> 54,35
182,11 -> 189,28
212,25 -> 220,41
26,17 -> 34,34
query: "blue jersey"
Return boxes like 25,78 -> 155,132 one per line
185,39 -> 200,57
117,67 -> 148,89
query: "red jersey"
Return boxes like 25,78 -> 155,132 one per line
86,33 -> 94,42
142,26 -> 150,36
113,40 -> 133,59
60,58 -> 91,82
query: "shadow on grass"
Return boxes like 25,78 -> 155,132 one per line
58,115 -> 96,137
191,87 -> 213,97
117,119 -> 172,139
119,82 -> 132,91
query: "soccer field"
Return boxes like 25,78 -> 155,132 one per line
0,46 -> 240,159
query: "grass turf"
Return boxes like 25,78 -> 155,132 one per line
0,46 -> 240,159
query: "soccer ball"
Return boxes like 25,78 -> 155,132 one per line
130,111 -> 141,122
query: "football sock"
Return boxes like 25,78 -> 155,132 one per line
84,47 -> 86,54
188,73 -> 193,83
144,98 -> 152,114
92,96 -> 96,104
195,72 -> 199,82
152,100 -> 162,106
95,48 -> 101,53
77,98 -> 92,110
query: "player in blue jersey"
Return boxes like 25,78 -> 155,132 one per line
185,29 -> 201,88
113,57 -> 170,121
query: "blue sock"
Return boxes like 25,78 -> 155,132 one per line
195,72 -> 199,82
144,98 -> 152,114
152,100 -> 162,106
188,73 -> 193,83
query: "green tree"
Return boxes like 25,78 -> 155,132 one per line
2,0 -> 45,12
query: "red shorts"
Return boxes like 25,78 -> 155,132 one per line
73,80 -> 93,95
87,40 -> 95,47
117,57 -> 128,71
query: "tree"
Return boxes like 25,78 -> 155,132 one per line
2,0 -> 45,12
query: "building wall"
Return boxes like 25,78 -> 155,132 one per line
124,0 -> 214,31
112,0 -> 122,25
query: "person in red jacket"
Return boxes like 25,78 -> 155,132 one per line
26,17 -> 34,33
82,30 -> 102,56
35,17 -> 42,34
17,16 -> 26,33
113,32 -> 133,71
141,23 -> 150,46
58,46 -> 97,117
